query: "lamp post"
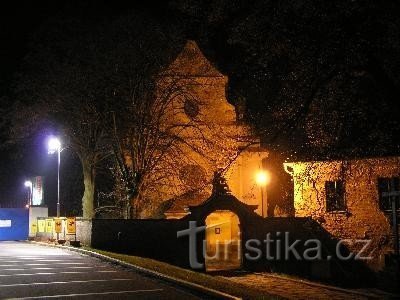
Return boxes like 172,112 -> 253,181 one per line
24,180 -> 33,206
255,170 -> 270,217
48,137 -> 61,218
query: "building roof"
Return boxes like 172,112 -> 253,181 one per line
161,40 -> 224,78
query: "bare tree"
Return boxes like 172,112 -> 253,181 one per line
108,68 -> 247,218
13,13 -> 253,219
12,14 -> 181,218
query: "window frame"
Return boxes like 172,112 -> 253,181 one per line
325,180 -> 346,213
377,177 -> 400,212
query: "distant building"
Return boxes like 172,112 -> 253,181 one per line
284,156 -> 400,269
151,40 -> 268,218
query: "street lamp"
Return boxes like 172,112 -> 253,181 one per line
255,170 -> 270,217
48,137 -> 61,218
24,180 -> 33,206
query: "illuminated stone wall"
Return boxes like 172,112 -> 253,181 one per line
285,156 -> 400,269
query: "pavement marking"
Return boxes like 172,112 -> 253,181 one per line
0,264 -> 18,267
97,270 -> 118,273
3,268 -> 53,270
1,266 -> 107,271
0,278 -> 134,287
35,260 -> 64,262
12,257 -> 46,259
6,289 -> 164,299
12,262 -> 91,266
44,262 -> 87,265
0,270 -> 118,277
0,273 -> 55,277
15,263 -> 47,266
24,262 -> 89,266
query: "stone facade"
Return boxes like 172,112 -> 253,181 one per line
284,156 -> 400,269
156,40 -> 268,218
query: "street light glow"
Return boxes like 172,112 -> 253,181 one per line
48,137 -> 61,154
24,180 -> 32,187
47,136 -> 62,219
255,170 -> 270,186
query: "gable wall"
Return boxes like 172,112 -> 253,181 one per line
142,41 -> 266,217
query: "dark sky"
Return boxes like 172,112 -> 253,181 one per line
0,2 -> 50,208
0,1 -> 173,212
0,1 -> 137,210
1,1 -> 399,212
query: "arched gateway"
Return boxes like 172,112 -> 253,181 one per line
186,172 -> 260,271
205,210 -> 241,271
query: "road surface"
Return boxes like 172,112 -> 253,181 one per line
0,241 -> 204,299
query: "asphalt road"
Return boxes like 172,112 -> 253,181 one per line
0,241 -> 204,299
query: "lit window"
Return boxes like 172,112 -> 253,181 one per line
377,177 -> 400,211
325,181 -> 346,212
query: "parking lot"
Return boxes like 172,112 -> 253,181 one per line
0,241 -> 203,299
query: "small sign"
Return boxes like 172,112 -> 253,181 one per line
37,219 -> 46,233
31,222 -> 37,234
46,219 -> 53,233
0,220 -> 11,227
32,176 -> 44,206
67,217 -> 76,234
54,218 -> 62,233
215,227 -> 221,234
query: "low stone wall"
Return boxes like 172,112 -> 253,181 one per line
91,219 -> 191,268
243,217 -> 374,286
90,216 -> 375,287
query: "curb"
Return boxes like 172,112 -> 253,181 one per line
29,241 -> 241,300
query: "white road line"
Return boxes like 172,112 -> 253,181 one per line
12,257 -> 45,259
51,262 -> 87,265
0,273 -> 55,277
6,289 -> 164,299
60,270 -> 117,274
3,268 -> 53,270
1,266 -> 106,271
23,263 -> 52,266
35,260 -> 63,262
0,278 -> 133,287
0,265 -> 17,267
0,270 -> 118,277
15,262 -> 89,266
97,270 -> 118,273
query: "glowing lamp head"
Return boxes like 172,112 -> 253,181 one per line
24,180 -> 32,188
255,170 -> 270,186
48,137 -> 61,154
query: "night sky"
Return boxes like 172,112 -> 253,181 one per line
1,1 -> 399,213
0,1 -> 171,212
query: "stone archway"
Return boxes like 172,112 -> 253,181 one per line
204,210 -> 242,271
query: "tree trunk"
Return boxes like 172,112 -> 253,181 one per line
81,158 -> 95,219
129,195 -> 140,219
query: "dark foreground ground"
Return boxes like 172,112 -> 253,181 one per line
0,241 -> 204,300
